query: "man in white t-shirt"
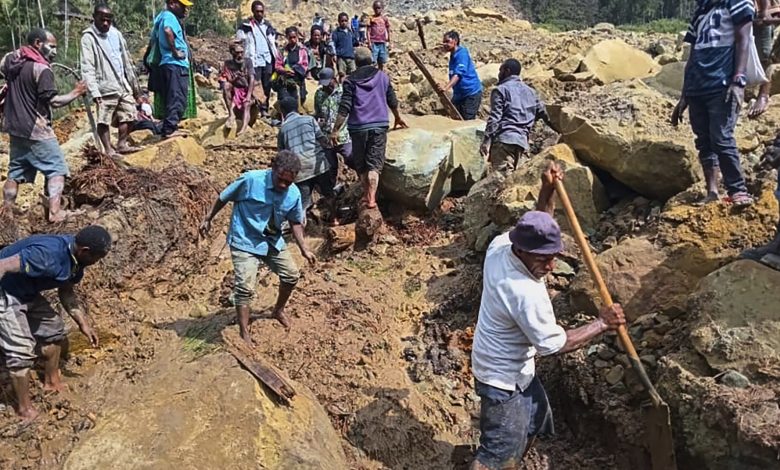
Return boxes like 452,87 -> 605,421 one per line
470,163 -> 626,470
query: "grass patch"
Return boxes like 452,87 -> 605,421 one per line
619,18 -> 688,34
181,322 -> 222,360
198,86 -> 219,103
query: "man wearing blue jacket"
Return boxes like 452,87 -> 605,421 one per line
438,30 -> 482,120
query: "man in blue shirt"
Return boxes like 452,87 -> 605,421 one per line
0,225 -> 111,422
671,0 -> 755,207
152,0 -> 191,139
438,30 -> 483,120
200,151 -> 316,343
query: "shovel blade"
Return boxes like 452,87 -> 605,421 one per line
645,403 -> 677,470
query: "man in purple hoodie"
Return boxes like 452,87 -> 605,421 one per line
330,47 -> 407,209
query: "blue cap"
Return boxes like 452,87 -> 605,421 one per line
509,211 -> 563,255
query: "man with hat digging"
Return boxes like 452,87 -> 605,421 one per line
470,163 -> 626,469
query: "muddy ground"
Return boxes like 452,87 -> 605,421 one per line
0,113 -> 627,469
1,4 -> 779,469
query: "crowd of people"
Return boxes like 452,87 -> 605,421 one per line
0,1 -> 779,469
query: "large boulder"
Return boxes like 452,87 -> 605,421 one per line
476,63 -> 502,88
570,180 -> 779,320
547,82 -> 701,200
643,61 -> 685,99
568,237 -> 697,321
125,137 -> 207,170
464,144 -> 609,251
552,54 -> 583,77
64,350 -> 347,469
380,115 -> 487,210
690,260 -> 780,377
579,39 -> 661,84
463,7 -> 506,21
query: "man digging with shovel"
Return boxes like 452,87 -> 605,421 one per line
470,163 -> 626,469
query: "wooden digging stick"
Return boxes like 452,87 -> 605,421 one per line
408,50 -> 463,120
416,18 -> 427,49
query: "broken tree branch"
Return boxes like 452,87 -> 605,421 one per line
416,19 -> 426,49
223,332 -> 296,406
408,50 -> 462,120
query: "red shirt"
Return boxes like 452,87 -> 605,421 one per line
368,15 -> 390,44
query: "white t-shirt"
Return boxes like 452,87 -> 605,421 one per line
471,232 -> 567,392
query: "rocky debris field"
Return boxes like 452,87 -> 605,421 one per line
1,2 -> 780,469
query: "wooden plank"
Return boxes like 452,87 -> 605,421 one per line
416,19 -> 427,49
408,51 -> 463,120
224,332 -> 296,405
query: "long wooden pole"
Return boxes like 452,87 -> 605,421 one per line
408,50 -> 462,120
553,178 -> 677,470
35,0 -> 43,27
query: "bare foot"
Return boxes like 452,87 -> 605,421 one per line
16,407 -> 39,424
702,192 -> 720,204
116,144 -> 142,154
236,126 -> 248,136
239,328 -> 254,347
272,310 -> 291,329
43,373 -> 68,394
162,131 -> 188,140
49,208 -> 85,223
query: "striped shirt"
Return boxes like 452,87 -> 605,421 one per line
277,112 -> 330,182
684,0 -> 755,96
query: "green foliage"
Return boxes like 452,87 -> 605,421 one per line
0,0 -> 236,62
197,86 -> 217,102
619,18 -> 689,34
185,0 -> 233,36
514,0 -> 697,30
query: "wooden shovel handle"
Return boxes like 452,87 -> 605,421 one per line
553,179 -> 663,407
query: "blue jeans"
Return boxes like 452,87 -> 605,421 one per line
371,43 -> 389,64
687,89 -> 748,196
160,64 -> 190,137
474,377 -> 554,469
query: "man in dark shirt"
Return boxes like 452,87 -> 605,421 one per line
481,59 -> 550,173
0,225 -> 111,422
1,28 -> 87,222
672,0 -> 755,207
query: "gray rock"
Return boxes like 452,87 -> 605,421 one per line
640,354 -> 657,368
605,365 -> 625,385
719,370 -> 750,389
597,347 -> 617,361
553,259 -> 575,277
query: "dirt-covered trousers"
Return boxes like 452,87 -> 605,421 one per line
0,290 -> 66,370
473,377 -> 554,469
230,247 -> 300,306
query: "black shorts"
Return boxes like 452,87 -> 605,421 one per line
350,128 -> 388,174
298,169 -> 337,211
